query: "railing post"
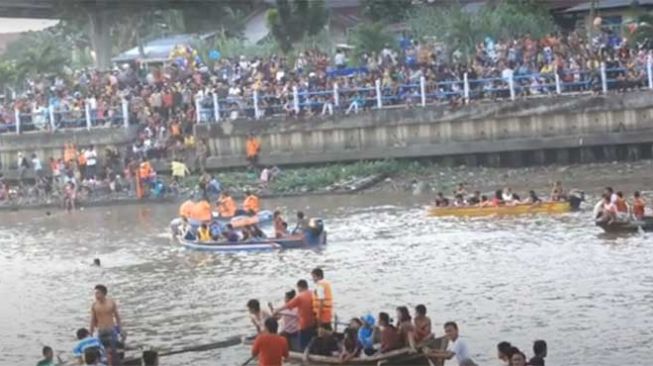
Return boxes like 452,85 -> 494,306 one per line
293,86 -> 300,114
600,62 -> 608,94
375,79 -> 382,108
85,100 -> 92,130
508,74 -> 516,101
122,99 -> 129,128
420,76 -> 426,107
14,108 -> 20,134
253,90 -> 260,119
646,53 -> 653,89
555,70 -> 562,95
49,104 -> 56,130
333,82 -> 340,107
195,96 -> 202,123
463,72 -> 470,104
212,93 -> 220,122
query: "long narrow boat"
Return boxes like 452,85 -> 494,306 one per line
428,201 -> 573,218
596,217 -> 653,233
179,228 -> 327,252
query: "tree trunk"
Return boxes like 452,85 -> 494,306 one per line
87,8 -> 113,70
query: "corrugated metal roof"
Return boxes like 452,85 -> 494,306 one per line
564,0 -> 653,12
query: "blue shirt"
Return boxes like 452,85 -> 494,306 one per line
73,336 -> 105,359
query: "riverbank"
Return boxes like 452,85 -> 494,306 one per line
2,158 -> 650,211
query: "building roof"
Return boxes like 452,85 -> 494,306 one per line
564,0 -> 653,13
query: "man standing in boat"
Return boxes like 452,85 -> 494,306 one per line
311,268 -> 334,330
90,284 -> 124,366
272,280 -> 315,350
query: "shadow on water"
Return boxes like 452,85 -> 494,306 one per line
0,193 -> 651,366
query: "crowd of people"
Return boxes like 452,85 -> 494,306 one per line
171,190 -> 309,244
2,26 -> 651,139
246,267 -> 548,366
432,181 -> 578,208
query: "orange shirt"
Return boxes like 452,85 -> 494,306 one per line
286,290 -> 314,330
252,333 -> 288,366
191,200 -> 212,222
243,195 -> 260,213
633,198 -> 646,219
179,200 -> 194,218
246,137 -> 261,158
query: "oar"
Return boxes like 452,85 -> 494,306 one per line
141,336 -> 243,358
241,355 -> 256,366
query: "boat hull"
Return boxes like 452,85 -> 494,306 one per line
428,201 -> 571,218
596,217 -> 653,233
179,231 -> 327,252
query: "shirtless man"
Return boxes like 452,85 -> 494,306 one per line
90,284 -> 123,366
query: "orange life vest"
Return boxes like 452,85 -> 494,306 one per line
312,279 -> 334,325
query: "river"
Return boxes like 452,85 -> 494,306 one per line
0,190 -> 651,366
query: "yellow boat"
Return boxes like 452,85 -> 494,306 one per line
428,201 -> 572,218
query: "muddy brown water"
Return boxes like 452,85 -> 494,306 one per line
0,185 -> 651,366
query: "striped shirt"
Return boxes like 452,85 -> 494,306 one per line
73,336 -> 105,359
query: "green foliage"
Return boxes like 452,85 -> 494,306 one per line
348,22 -> 395,60
0,60 -> 17,90
2,31 -> 70,81
361,0 -> 413,23
193,33 -> 278,68
407,1 -> 555,62
266,0 -> 330,53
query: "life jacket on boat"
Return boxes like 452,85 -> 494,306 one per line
179,200 -> 194,218
243,195 -> 260,214
312,279 -> 333,325
197,226 -> 211,242
191,200 -> 212,222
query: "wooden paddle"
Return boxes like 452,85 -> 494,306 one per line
241,355 -> 256,366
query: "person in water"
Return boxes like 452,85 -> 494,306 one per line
73,328 -> 105,365
36,346 -> 56,366
529,340 -> 547,366
497,341 -> 514,365
247,299 -> 271,334
89,285 -> 123,366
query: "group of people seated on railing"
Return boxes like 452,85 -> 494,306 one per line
3,27 -> 652,136
433,182 -> 572,208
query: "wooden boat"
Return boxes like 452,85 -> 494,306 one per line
596,217 -> 653,233
428,201 -> 573,218
179,227 -> 327,252
243,334 -> 448,366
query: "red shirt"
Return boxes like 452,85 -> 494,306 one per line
252,333 -> 289,366
286,290 -> 314,330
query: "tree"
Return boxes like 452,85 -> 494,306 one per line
266,0 -> 330,53
407,1 -> 555,62
349,22 -> 394,60
361,0 -> 412,23
3,32 -> 69,81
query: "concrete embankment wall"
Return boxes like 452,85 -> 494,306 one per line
199,92 -> 653,168
3,92 -> 653,177
0,127 -> 137,171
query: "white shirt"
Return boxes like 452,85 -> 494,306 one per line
334,52 -> 346,66
446,337 -> 471,365
85,149 -> 97,166
501,68 -> 514,83
32,158 -> 42,171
